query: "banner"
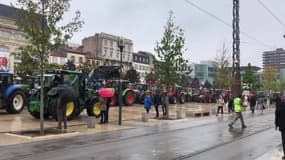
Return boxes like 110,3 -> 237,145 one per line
0,51 -> 9,72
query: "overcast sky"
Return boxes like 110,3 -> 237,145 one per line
1,0 -> 285,67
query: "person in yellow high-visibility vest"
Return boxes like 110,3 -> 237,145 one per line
228,95 -> 247,129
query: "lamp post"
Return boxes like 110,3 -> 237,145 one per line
118,37 -> 124,125
40,0 -> 45,135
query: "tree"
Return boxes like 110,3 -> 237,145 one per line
213,43 -> 232,90
77,61 -> 98,74
154,11 -> 188,86
124,67 -> 140,83
13,48 -> 39,78
261,66 -> 278,92
14,0 -> 83,134
243,63 -> 257,90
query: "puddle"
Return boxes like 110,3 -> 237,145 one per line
8,128 -> 76,138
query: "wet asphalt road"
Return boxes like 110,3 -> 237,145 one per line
0,111 -> 280,160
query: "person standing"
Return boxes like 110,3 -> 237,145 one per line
228,94 -> 234,113
216,95 -> 225,116
249,94 -> 257,114
275,94 -> 285,159
161,91 -> 169,117
105,97 -> 111,123
144,91 -> 152,114
99,97 -> 107,124
153,90 -> 161,118
228,95 -> 247,129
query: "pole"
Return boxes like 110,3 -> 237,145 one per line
118,38 -> 124,125
40,0 -> 45,135
232,0 -> 241,97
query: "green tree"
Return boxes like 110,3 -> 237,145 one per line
243,63 -> 257,90
77,61 -> 98,74
213,43 -> 232,90
124,67 -> 140,83
261,66 -> 278,92
14,0 -> 83,134
154,11 -> 188,85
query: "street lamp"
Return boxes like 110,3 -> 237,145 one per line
118,37 -> 124,125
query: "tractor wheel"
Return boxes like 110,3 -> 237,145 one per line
170,96 -> 177,104
7,91 -> 26,114
87,99 -> 101,118
180,95 -> 185,104
52,98 -> 77,121
124,91 -> 135,106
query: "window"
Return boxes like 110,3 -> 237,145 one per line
122,53 -> 125,59
79,57 -> 83,63
116,53 -> 119,58
61,58 -> 65,64
70,56 -> 75,62
52,56 -> 57,63
0,45 -> 9,52
128,54 -> 130,60
104,39 -> 108,46
110,41 -> 113,47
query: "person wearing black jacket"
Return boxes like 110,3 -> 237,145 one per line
153,90 -> 161,118
275,95 -> 285,159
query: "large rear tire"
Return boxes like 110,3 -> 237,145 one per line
7,91 -> 26,114
124,91 -> 135,106
180,95 -> 185,104
87,99 -> 101,118
52,98 -> 77,121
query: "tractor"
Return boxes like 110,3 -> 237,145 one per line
167,84 -> 186,104
28,70 -> 101,120
0,72 -> 29,114
87,66 -> 137,106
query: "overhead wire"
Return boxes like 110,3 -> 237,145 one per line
183,0 -> 275,49
256,0 -> 285,28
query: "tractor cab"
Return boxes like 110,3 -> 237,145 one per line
0,72 -> 13,94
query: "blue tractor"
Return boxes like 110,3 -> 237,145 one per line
0,72 -> 29,114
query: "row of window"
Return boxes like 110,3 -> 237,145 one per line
103,39 -> 132,51
134,64 -> 151,72
0,30 -> 25,41
70,56 -> 84,63
133,55 -> 150,64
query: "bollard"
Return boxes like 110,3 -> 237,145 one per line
176,109 -> 185,119
142,112 -> 149,122
87,116 -> 96,128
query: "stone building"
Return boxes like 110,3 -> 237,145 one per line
132,51 -> 155,82
0,4 -> 28,72
82,32 -> 133,71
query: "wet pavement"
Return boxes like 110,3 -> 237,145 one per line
0,108 -> 281,160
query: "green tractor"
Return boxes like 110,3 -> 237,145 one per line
28,70 -> 101,120
87,66 -> 137,106
0,72 -> 30,114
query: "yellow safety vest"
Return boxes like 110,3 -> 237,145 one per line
234,97 -> 242,112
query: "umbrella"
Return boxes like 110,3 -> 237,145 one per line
98,88 -> 114,98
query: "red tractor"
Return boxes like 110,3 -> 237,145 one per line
164,84 -> 186,104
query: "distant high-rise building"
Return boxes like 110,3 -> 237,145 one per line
263,48 -> 285,71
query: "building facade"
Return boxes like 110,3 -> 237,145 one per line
132,51 -> 154,82
0,4 -> 28,72
82,32 -> 133,72
194,61 -> 217,85
263,48 -> 285,71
